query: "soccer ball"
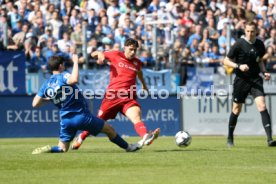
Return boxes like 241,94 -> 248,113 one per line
175,131 -> 192,147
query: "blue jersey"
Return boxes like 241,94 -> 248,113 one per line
37,72 -> 89,117
37,72 -> 104,142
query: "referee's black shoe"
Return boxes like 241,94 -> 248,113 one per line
268,140 -> 276,147
227,138 -> 234,148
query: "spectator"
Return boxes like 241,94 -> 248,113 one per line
177,47 -> 196,85
112,42 -> 120,51
218,28 -> 235,55
208,45 -> 223,72
48,10 -> 62,40
264,29 -> 276,48
171,39 -> 183,72
70,22 -> 83,54
114,26 -> 128,49
206,18 -> 220,46
60,0 -> 73,18
59,15 -> 72,39
199,29 -> 212,50
87,37 -> 98,54
140,50 -> 155,68
263,46 -> 276,73
7,23 -> 29,50
245,2 -> 256,22
87,0 -> 105,15
42,36 -> 55,58
69,8 -> 80,28
8,5 -> 20,31
189,39 -> 200,54
147,0 -> 160,13
186,24 -> 201,47
44,3 -> 55,22
106,0 -> 120,27
189,2 -> 199,23
91,24 -> 105,47
27,46 -> 47,73
87,8 -> 99,33
179,9 -> 194,28
58,32 -> 73,51
100,16 -> 112,36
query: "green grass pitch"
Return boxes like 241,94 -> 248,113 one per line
1,136 -> 276,184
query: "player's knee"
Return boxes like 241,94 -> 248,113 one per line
102,123 -> 116,138
232,107 -> 241,115
257,104 -> 266,112
63,147 -> 69,152
232,110 -> 241,115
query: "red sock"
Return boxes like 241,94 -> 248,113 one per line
134,122 -> 147,138
80,131 -> 90,140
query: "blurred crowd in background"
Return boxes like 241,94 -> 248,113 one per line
0,0 -> 275,85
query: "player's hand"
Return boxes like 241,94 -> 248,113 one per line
97,52 -> 105,65
239,64 -> 249,72
263,72 -> 271,81
72,54 -> 79,63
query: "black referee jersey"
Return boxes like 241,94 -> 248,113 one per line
227,37 -> 266,79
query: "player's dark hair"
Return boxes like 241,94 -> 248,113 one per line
124,38 -> 139,47
245,21 -> 257,29
48,56 -> 64,71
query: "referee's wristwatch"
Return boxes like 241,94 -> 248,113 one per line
235,64 -> 240,70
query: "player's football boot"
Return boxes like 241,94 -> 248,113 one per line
32,145 -> 51,154
126,143 -> 141,152
227,138 -> 234,148
71,134 -> 84,150
268,140 -> 276,147
136,131 -> 153,148
144,128 -> 160,146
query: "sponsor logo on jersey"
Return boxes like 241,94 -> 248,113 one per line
118,62 -> 137,71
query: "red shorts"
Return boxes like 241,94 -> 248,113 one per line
97,96 -> 141,121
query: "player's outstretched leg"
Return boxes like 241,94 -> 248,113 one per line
126,143 -> 141,152
32,145 -> 51,154
71,131 -> 90,150
227,138 -> 234,148
33,142 -> 68,154
260,109 -> 276,147
268,140 -> 276,147
227,112 -> 238,148
141,128 -> 160,146
102,122 -> 140,152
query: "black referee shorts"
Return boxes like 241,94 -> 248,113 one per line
232,76 -> 265,103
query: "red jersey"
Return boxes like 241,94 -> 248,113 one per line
103,50 -> 142,93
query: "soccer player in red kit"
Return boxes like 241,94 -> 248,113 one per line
71,38 -> 160,150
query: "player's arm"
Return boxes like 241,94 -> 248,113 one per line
259,57 -> 270,81
32,95 -> 50,108
91,51 -> 106,65
223,57 -> 239,68
67,54 -> 79,85
223,57 -> 249,72
137,70 -> 149,93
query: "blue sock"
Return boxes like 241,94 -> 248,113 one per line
110,134 -> 128,149
51,146 -> 64,153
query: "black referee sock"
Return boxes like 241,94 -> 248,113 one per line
260,110 -> 273,142
228,112 -> 238,139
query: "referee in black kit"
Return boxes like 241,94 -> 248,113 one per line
223,21 -> 276,147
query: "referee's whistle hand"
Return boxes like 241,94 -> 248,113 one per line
264,73 -> 271,81
240,64 -> 249,72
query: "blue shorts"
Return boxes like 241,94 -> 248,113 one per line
59,112 -> 105,142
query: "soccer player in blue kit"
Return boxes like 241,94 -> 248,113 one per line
31,55 -> 140,154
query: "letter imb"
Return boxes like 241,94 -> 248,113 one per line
0,62 -> 18,93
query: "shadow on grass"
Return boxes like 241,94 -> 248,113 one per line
154,148 -> 227,152
69,147 -> 230,154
